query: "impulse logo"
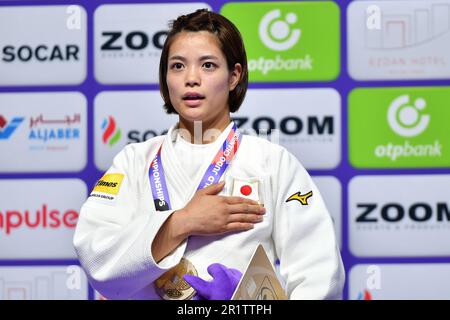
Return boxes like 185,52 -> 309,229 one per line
102,116 -> 121,146
0,204 -> 79,235
0,115 -> 24,140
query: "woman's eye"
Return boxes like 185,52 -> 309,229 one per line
171,63 -> 184,70
203,62 -> 216,69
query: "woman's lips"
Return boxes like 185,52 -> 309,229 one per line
182,96 -> 205,107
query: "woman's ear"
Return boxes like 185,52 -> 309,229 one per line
229,63 -> 242,91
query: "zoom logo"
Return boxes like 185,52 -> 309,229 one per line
259,9 -> 301,51
349,175 -> 450,257
100,31 -> 167,51
233,116 -> 334,136
356,202 -> 450,223
388,95 -> 430,137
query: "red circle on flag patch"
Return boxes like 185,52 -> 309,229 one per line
240,185 -> 252,196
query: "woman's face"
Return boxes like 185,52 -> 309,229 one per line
166,31 -> 241,126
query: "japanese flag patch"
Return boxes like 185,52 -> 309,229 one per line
231,177 -> 262,204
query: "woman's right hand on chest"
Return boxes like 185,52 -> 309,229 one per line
174,181 -> 266,237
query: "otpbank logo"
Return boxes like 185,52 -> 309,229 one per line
221,2 -> 340,82
387,95 -> 429,138
101,116 -> 121,146
349,87 -> 450,168
0,115 -> 24,140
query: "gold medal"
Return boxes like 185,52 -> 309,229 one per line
154,258 -> 198,300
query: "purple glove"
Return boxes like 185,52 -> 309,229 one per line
183,263 -> 242,300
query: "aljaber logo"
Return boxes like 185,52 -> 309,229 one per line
0,115 -> 24,140
259,10 -> 301,51
102,116 -> 121,146
388,95 -> 430,137
28,113 -> 81,143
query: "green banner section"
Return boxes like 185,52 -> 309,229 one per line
221,1 -> 340,82
349,87 -> 450,168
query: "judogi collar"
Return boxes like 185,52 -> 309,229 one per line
148,122 -> 242,211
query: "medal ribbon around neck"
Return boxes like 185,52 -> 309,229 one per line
151,123 -> 242,300
148,122 -> 242,212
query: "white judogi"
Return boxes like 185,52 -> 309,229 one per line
73,122 -> 345,300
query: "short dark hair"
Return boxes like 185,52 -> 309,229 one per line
159,9 -> 248,114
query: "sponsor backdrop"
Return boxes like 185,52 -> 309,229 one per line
0,0 -> 449,300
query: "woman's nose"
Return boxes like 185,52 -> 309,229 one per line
185,67 -> 200,87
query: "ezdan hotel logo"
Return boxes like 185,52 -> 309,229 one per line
349,87 -> 450,168
0,115 -> 24,140
0,266 -> 89,300
221,2 -> 340,81
348,0 -> 450,80
102,116 -> 122,146
350,264 -> 450,299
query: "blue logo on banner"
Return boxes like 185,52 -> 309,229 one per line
0,116 -> 25,140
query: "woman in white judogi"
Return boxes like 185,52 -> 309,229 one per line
73,9 -> 345,300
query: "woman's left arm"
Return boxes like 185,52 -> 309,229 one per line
271,146 -> 345,300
